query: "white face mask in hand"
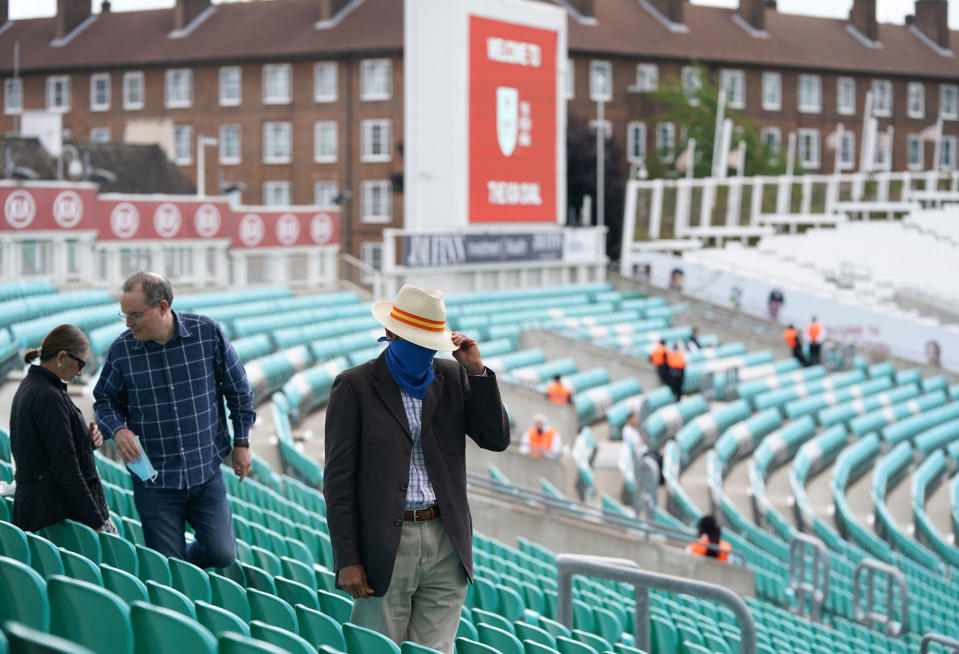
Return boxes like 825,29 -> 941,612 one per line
126,452 -> 158,483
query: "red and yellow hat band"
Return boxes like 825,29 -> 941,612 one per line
390,305 -> 447,332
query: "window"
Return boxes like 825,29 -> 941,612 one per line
564,58 -> 574,100
90,73 -> 110,111
761,72 -> 781,111
720,69 -> 745,109
262,122 -> 292,164
760,127 -> 781,156
263,181 -> 292,206
314,180 -> 338,208
360,119 -> 391,162
837,77 -> 856,115
219,124 -> 241,165
123,72 -> 144,110
173,125 -> 193,165
314,121 -> 337,163
90,127 -> 110,143
589,60 -> 612,101
262,63 -> 292,104
4,78 -> 21,114
872,79 -> 892,117
46,75 -> 71,112
656,122 -> 675,160
314,62 -> 337,102
797,128 -> 820,169
626,122 -> 646,163
873,131 -> 892,170
798,75 -> 821,113
907,83 -> 925,119
360,241 -> 383,280
941,136 -> 958,170
839,131 -> 856,170
360,59 -> 391,100
219,66 -> 241,106
940,84 -> 958,120
907,134 -> 924,171
681,66 -> 702,104
361,180 -> 392,223
632,64 -> 658,92
165,69 -> 192,108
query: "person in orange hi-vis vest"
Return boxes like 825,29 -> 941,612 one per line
545,374 -> 571,405
650,340 -> 668,385
521,414 -> 562,459
782,324 -> 807,367
665,343 -> 685,402
805,316 -> 824,366
686,515 -> 732,562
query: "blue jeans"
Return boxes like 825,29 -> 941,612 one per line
132,472 -> 236,569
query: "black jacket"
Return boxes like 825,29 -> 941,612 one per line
10,365 -> 109,532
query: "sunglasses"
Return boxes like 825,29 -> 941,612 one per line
67,352 -> 87,372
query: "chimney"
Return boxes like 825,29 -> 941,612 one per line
566,0 -> 595,18
912,0 -> 949,50
848,0 -> 878,43
737,0 -> 767,31
316,0 -> 352,22
101,0 -> 111,12
55,0 -> 91,40
173,0 -> 210,31
648,0 -> 684,25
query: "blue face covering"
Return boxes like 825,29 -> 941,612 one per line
126,450 -> 158,483
381,337 -> 437,399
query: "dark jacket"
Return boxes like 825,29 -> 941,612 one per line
324,353 -> 510,596
10,365 -> 109,532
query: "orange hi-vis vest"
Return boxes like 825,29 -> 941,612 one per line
783,327 -> 799,348
546,381 -> 571,404
525,427 -> 557,457
806,322 -> 823,343
688,536 -> 732,562
666,349 -> 685,369
650,344 -> 667,366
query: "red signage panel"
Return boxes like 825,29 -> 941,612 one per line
0,184 -> 99,232
469,15 -> 557,223
231,208 -> 340,249
97,197 -> 232,241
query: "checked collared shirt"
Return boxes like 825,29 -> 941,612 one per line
399,389 -> 436,510
93,311 -> 256,489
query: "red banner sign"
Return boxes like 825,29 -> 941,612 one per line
97,197 -> 232,241
469,15 -> 557,223
0,184 -> 99,232
231,209 -> 339,249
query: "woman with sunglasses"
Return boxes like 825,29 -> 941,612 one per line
10,324 -> 114,533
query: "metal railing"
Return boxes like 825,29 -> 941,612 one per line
338,253 -> 383,300
789,533 -> 829,621
556,553 -> 756,654
920,633 -> 959,654
853,558 -> 909,637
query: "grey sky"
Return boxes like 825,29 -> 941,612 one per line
9,0 -> 959,28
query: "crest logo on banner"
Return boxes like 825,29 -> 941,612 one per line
5,189 -> 36,229
276,213 -> 300,246
154,203 -> 182,238
52,190 -> 83,229
110,203 -> 140,239
310,212 -> 334,245
239,213 -> 265,247
496,86 -> 519,157
194,204 -> 221,238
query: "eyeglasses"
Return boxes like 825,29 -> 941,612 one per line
67,352 -> 86,372
118,305 -> 155,322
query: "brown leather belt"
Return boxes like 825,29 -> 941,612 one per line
403,506 -> 440,522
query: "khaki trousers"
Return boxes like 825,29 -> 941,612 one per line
350,517 -> 467,654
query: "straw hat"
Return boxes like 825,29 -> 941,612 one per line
371,284 -> 456,352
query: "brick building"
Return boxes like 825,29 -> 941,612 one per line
0,0 -> 955,267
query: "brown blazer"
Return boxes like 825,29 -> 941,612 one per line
323,352 -> 510,596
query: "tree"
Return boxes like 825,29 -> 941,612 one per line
566,113 -> 626,258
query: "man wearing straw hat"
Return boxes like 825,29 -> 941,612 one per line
324,284 -> 510,653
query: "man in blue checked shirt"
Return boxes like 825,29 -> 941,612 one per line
94,271 -> 255,569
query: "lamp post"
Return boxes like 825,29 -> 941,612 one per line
594,72 -> 606,228
57,143 -> 83,180
196,135 -> 218,197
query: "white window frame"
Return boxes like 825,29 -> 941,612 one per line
263,181 -> 292,207
626,122 -> 646,164
837,77 -> 856,116
314,180 -> 338,208
589,60 -> 612,102
219,123 -> 241,165
4,78 -> 22,115
360,59 -> 392,101
262,63 -> 292,105
90,127 -> 110,143
760,127 -> 781,156
720,69 -> 746,109
631,64 -> 658,93
761,72 -> 781,111
314,62 -> 337,102
873,131 -> 893,171
90,73 -> 110,112
872,79 -> 893,117
798,74 -> 821,114
656,122 -> 675,161
46,75 -> 71,113
681,66 -> 702,104
940,84 -> 959,120
360,119 -> 392,163
907,134 -> 924,171
907,82 -> 925,120
164,69 -> 192,108
262,121 -> 292,164
941,136 -> 958,170
360,180 -> 392,223
173,125 -> 193,165
314,121 -> 338,163
219,66 -> 242,107
564,58 -> 574,100
122,72 -> 144,110
797,128 -> 820,169
360,241 -> 383,282
839,131 -> 856,170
